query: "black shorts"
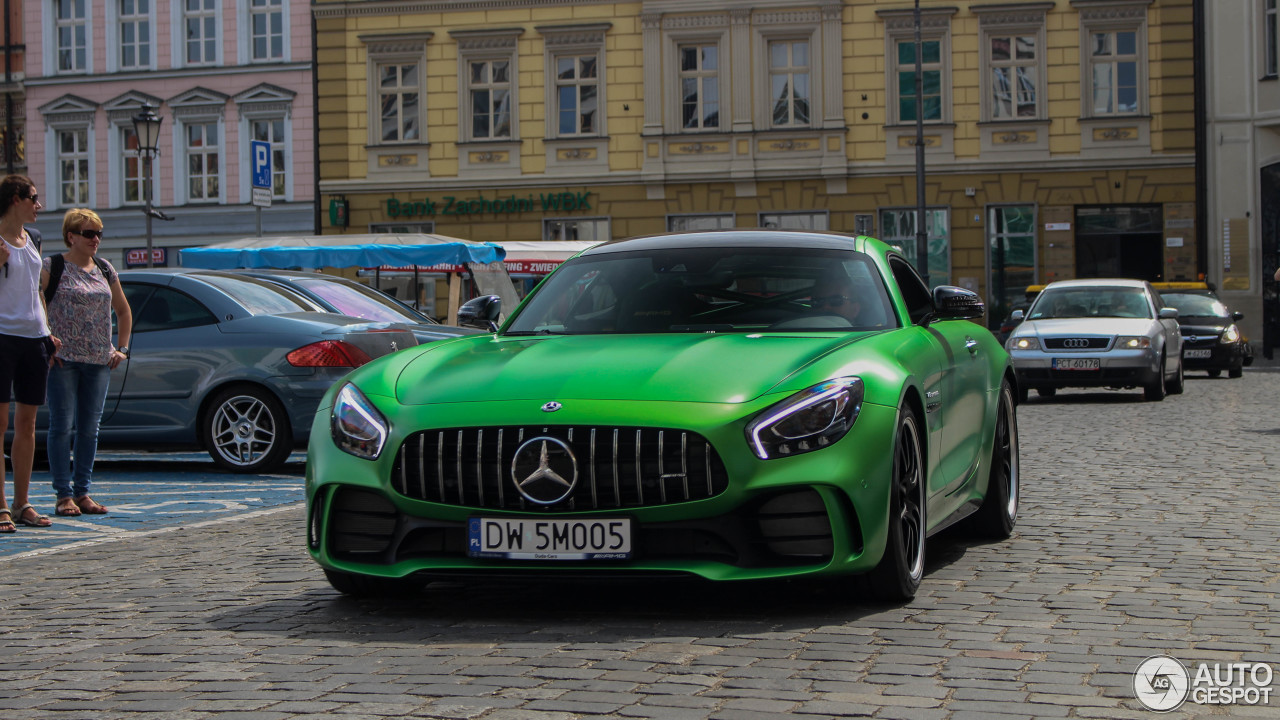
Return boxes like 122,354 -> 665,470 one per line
0,333 -> 51,405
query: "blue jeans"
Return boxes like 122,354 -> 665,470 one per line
46,361 -> 112,499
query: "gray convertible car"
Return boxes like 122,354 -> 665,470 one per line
29,269 -> 419,473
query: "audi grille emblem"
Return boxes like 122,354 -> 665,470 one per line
511,437 -> 578,505
1063,338 -> 1090,348
541,401 -> 562,412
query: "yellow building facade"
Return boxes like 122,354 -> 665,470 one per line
313,0 -> 1195,323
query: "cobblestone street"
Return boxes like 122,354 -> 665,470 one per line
1,372 -> 1277,719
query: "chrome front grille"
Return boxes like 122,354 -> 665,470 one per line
391,426 -> 730,511
1042,337 -> 1111,350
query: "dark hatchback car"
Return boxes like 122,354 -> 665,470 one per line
1155,283 -> 1251,378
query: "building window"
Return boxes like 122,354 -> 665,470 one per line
467,59 -> 512,140
249,0 -> 283,61
668,214 -> 733,232
769,40 -> 811,127
250,117 -> 286,197
57,128 -> 90,205
879,208 -> 951,288
185,121 -> 219,202
896,39 -> 942,122
118,0 -> 151,70
679,43 -> 720,130
881,9 -> 953,125
184,0 -> 218,66
121,126 -> 149,205
989,35 -> 1037,119
372,222 -> 434,233
987,205 -> 1037,329
377,63 -> 421,143
760,211 -> 828,230
1266,0 -> 1277,77
55,0 -> 88,73
545,217 -> 610,241
1078,2 -> 1147,117
555,54 -> 599,135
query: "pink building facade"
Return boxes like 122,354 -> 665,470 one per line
23,0 -> 315,266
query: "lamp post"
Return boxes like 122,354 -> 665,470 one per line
132,103 -> 162,268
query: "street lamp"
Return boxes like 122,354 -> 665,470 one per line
132,103 -> 162,268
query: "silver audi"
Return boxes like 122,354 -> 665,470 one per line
1004,278 -> 1184,402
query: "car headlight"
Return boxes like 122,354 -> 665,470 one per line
1221,325 -> 1241,344
331,383 -> 388,460
1115,336 -> 1151,349
746,377 -> 863,460
1007,336 -> 1040,351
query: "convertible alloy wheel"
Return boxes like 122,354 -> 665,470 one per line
971,380 -> 1019,539
861,406 -> 926,602
204,386 -> 292,473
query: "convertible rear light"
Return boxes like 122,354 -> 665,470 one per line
287,340 -> 374,368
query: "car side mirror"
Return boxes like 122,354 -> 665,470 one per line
457,295 -> 501,332
1232,311 -> 1244,321
929,285 -> 985,322
1010,309 -> 1025,321
1158,307 -> 1178,320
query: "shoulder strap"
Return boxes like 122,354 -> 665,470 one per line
44,254 -> 66,306
94,257 -> 115,286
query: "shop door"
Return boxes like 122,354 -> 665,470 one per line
1262,164 -> 1280,360
987,205 -> 1037,331
1074,205 -> 1165,281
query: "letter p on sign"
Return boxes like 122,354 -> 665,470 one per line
251,140 -> 272,189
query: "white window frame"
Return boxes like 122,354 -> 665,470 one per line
1267,0 -> 1279,78
1076,0 -> 1149,118
117,123 -> 148,206
451,29 -> 522,144
667,213 -> 733,232
663,20 -> 729,135
180,117 -> 222,204
238,0 -> 289,64
883,10 -> 953,125
759,210 -> 828,230
549,48 -> 603,138
51,126 -> 93,209
363,36 -> 429,147
977,6 -> 1049,123
50,0 -> 91,75
765,37 -> 812,129
177,0 -> 221,68
109,0 -> 154,73
544,217 -> 611,242
244,115 -> 288,200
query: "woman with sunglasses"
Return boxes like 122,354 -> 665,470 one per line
0,174 -> 55,532
41,208 -> 132,518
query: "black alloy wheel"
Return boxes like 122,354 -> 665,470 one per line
971,380 -> 1019,539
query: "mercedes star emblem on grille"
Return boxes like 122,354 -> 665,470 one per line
511,437 -> 578,505
541,401 -> 562,412
1063,338 -> 1090,348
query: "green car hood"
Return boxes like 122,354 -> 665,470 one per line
393,333 -> 870,405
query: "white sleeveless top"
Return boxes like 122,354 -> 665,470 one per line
0,230 -> 49,338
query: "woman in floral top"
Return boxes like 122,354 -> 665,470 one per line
41,208 -> 133,517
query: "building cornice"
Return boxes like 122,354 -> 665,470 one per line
315,0 -> 611,19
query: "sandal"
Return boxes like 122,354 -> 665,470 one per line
75,496 -> 108,515
15,504 -> 52,528
55,498 -> 82,517
0,509 -> 13,534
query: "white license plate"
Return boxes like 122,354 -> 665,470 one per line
1184,349 -> 1212,359
1052,357 -> 1100,370
468,517 -> 632,560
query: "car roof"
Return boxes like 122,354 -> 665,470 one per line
1040,278 -> 1149,290
579,230 -> 872,256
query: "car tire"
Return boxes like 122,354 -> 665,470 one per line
1165,356 -> 1185,395
1036,387 -> 1056,398
1144,354 -> 1167,402
970,380 -> 1019,540
202,385 -> 293,473
324,568 -> 425,597
859,405 -> 926,602
1208,369 -> 1222,378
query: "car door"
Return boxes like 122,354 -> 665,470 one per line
105,283 -> 222,441
1150,285 -> 1183,372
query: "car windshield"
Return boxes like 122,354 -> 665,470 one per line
503,247 -> 899,335
1160,292 -> 1230,319
1028,287 -> 1150,320
195,274 -> 320,315
291,277 -> 432,324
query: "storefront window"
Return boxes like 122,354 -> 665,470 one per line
545,217 -> 610,241
879,208 -> 951,288
759,211 -> 828,230
987,205 -> 1037,330
668,214 -> 733,232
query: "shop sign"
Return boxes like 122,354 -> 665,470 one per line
386,191 -> 592,219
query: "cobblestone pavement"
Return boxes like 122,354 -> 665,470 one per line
2,372 -> 1277,719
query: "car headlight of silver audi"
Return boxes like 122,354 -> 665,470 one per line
1007,336 -> 1040,351
331,383 -> 389,460
747,377 -> 863,460
1115,336 -> 1151,349
1221,325 -> 1242,344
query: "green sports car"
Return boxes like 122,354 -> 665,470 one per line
305,231 -> 1020,601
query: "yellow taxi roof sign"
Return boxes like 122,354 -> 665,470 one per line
1151,281 -> 1210,290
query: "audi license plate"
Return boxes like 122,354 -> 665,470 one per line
1052,357 -> 1100,370
1184,349 -> 1212,359
468,517 -> 632,560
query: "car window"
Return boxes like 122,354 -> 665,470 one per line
1161,293 -> 1229,318
194,274 -> 317,315
889,257 -> 932,325
1029,287 -> 1150,319
292,277 -> 424,323
131,286 -> 218,333
505,247 -> 899,334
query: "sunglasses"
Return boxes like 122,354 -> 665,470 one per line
22,193 -> 38,204
812,294 -> 852,308
74,229 -> 104,240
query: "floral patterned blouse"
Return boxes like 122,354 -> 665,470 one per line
42,256 -> 117,366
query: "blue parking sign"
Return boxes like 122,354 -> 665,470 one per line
251,140 -> 272,189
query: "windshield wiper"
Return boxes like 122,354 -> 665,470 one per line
502,329 -> 569,336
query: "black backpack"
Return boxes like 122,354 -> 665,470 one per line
45,252 -> 116,305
